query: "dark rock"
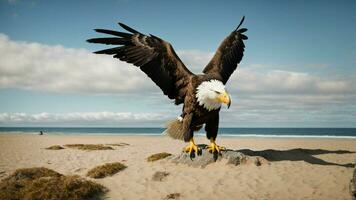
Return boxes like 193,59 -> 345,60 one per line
166,146 -> 268,168
351,167 -> 356,199
152,171 -> 169,181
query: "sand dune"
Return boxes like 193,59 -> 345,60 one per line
0,134 -> 355,200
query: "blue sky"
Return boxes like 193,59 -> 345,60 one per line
0,0 -> 355,127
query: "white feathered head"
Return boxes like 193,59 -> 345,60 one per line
196,79 -> 231,111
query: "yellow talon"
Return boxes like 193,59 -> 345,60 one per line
207,139 -> 225,153
183,138 -> 201,156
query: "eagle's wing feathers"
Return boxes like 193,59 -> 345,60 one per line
202,16 -> 248,84
87,23 -> 193,104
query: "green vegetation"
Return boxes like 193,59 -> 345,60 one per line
45,145 -> 65,150
106,143 -> 130,146
147,152 -> 172,162
0,167 -> 106,200
64,144 -> 113,150
87,162 -> 127,179
165,193 -> 181,199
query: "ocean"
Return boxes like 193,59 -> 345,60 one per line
0,127 -> 356,138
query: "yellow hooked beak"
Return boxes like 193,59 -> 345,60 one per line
217,91 -> 231,109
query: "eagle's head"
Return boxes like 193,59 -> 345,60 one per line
196,79 -> 231,111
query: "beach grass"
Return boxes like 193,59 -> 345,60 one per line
45,145 -> 65,150
87,162 -> 127,178
64,144 -> 113,150
147,152 -> 172,162
0,167 -> 106,200
106,142 -> 130,146
164,192 -> 181,199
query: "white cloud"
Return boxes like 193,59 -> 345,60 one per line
1,33 -> 355,97
0,34 -> 155,94
1,33 -> 356,127
176,50 -> 214,73
230,68 -> 354,95
0,111 -> 169,125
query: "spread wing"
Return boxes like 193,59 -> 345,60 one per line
202,16 -> 248,84
87,23 -> 194,104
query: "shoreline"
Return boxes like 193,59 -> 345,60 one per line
1,132 -> 356,139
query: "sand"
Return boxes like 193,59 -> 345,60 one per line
0,133 -> 355,200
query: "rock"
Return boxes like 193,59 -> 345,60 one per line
166,145 -> 268,168
351,167 -> 356,199
152,171 -> 169,181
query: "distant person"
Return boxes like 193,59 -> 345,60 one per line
39,131 -> 43,135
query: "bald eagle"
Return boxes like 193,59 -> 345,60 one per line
87,17 -> 247,156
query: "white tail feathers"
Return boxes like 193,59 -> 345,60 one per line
163,118 -> 185,140
163,118 -> 204,141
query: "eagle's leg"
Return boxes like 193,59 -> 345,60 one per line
207,138 -> 226,153
183,138 -> 201,156
205,113 -> 225,153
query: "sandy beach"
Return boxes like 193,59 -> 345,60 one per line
0,133 -> 355,200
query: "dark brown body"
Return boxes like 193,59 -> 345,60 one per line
180,75 -> 222,142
